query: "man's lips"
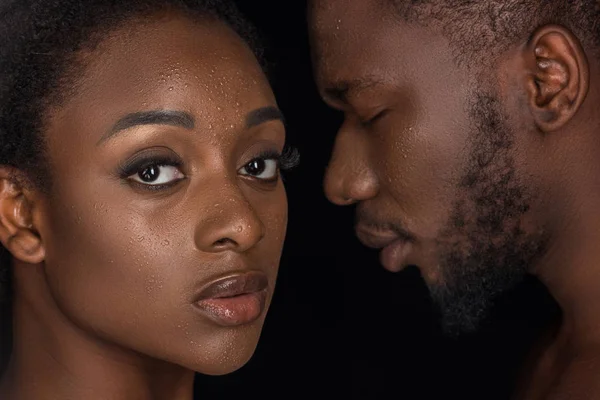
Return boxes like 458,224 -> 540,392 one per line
355,225 -> 413,272
355,225 -> 400,249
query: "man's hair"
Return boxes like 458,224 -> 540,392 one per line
0,0 -> 263,375
391,0 -> 600,66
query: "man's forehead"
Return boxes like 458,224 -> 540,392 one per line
309,0 -> 389,22
310,1 -> 396,84
320,77 -> 386,103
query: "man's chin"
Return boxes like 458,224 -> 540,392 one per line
428,282 -> 496,337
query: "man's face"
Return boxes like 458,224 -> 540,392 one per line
310,0 -> 547,333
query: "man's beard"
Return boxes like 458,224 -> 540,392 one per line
430,91 -> 547,336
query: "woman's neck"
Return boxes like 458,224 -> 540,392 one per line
0,276 -> 196,400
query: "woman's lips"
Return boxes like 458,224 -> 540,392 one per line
193,271 -> 269,327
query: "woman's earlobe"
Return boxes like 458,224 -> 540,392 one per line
524,25 -> 589,133
0,171 -> 45,264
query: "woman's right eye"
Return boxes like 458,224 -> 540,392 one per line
128,164 -> 184,187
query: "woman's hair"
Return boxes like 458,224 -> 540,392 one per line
0,0 -> 264,373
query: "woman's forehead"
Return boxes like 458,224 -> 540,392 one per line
44,14 -> 275,151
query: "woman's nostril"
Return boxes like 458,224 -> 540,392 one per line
213,238 -> 234,248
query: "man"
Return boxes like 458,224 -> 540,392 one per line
308,0 -> 600,398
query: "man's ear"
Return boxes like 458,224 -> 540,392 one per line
523,24 -> 589,132
0,168 -> 45,264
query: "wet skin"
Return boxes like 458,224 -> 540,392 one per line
0,12 -> 289,400
309,1 -> 600,398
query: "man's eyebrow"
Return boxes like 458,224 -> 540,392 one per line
323,78 -> 384,104
98,110 -> 195,144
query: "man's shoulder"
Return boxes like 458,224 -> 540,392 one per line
547,352 -> 600,400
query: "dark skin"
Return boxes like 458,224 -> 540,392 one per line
309,0 -> 600,398
0,13 -> 288,400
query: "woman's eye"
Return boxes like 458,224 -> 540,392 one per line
128,164 -> 184,186
239,158 -> 279,181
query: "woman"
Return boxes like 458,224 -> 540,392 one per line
0,0 -> 298,398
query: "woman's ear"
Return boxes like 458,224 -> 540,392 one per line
0,168 -> 45,264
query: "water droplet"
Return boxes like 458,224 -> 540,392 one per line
168,86 -> 174,91
161,239 -> 170,246
235,226 -> 243,233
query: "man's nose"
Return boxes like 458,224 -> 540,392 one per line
324,122 -> 379,205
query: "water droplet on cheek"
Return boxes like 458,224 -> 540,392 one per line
161,239 -> 170,246
235,226 -> 243,233
168,86 -> 174,91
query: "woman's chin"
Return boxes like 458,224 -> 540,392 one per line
179,326 -> 264,376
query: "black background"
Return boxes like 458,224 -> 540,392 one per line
194,1 -> 560,398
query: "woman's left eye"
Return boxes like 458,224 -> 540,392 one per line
128,164 -> 184,186
238,157 -> 279,181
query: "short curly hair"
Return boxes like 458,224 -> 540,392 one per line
0,0 -> 264,373
389,0 -> 600,67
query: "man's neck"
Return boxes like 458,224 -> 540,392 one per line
534,202 -> 600,349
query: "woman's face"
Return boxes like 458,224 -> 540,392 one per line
36,15 -> 287,375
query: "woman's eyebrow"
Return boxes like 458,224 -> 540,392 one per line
245,106 -> 285,128
98,110 -> 195,145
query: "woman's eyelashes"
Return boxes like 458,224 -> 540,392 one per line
238,147 -> 300,183
129,164 -> 185,187
118,151 -> 185,191
117,145 -> 300,191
